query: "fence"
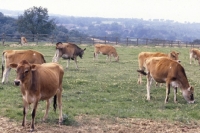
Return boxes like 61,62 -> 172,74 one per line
0,33 -> 197,47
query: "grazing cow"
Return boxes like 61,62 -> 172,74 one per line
1,50 -> 46,84
21,36 -> 27,45
94,44 -> 119,62
137,51 -> 180,84
189,48 -> 200,65
137,57 -> 194,104
10,60 -> 64,131
52,42 -> 86,69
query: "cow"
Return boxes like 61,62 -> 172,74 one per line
52,42 -> 86,69
10,60 -> 64,131
93,44 -> 119,62
1,50 -> 46,84
189,48 -> 200,65
137,57 -> 194,104
21,36 -> 27,45
137,51 -> 180,84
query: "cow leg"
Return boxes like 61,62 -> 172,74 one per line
66,59 -> 70,69
2,67 -> 11,84
57,89 -> 63,124
174,87 -> 178,103
165,83 -> 170,103
30,101 -> 38,131
43,99 -> 50,121
74,58 -> 78,69
189,53 -> 192,65
146,73 -> 151,100
22,100 -> 29,127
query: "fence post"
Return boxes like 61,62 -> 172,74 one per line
137,38 -> 138,46
51,35 -> 54,44
105,36 -> 107,44
2,33 -> 5,46
36,33 -> 39,45
146,39 -> 148,45
116,37 -> 118,45
80,37 -> 82,44
126,37 -> 128,46
92,37 -> 94,45
66,35 -> 69,42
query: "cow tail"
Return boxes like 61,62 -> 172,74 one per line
1,52 -> 5,78
53,95 -> 57,112
137,70 -> 147,75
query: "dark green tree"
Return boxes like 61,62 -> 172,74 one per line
17,6 -> 56,34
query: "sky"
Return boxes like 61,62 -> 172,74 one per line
0,0 -> 200,23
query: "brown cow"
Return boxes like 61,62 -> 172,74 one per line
21,36 -> 27,45
137,57 -> 194,104
93,44 -> 119,62
52,42 -> 86,69
1,50 -> 46,84
137,51 -> 180,84
189,48 -> 200,65
10,60 -> 64,131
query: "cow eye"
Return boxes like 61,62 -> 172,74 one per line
24,70 -> 29,74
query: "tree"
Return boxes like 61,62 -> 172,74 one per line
17,6 -> 56,34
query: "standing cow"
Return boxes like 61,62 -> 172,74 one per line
93,44 -> 119,62
1,50 -> 46,84
21,36 -> 28,45
137,57 -> 194,104
10,60 -> 64,131
52,42 -> 86,69
189,48 -> 200,65
137,51 -> 180,84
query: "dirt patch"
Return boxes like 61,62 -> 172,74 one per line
0,115 -> 200,133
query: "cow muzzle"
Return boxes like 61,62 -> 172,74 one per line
14,79 -> 21,86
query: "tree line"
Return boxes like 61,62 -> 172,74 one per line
1,6 -> 200,44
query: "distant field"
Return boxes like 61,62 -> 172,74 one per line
0,44 -> 200,126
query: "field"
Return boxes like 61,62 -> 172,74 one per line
1,44 -> 200,132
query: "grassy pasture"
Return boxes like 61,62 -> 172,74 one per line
0,44 -> 200,126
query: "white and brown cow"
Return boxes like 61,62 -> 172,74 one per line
10,60 -> 64,131
1,50 -> 46,84
137,57 -> 194,104
189,48 -> 200,65
21,36 -> 28,45
52,42 -> 86,69
93,44 -> 119,62
137,51 -> 180,84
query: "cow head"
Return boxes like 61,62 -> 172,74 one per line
79,48 -> 86,58
115,56 -> 119,62
169,51 -> 180,62
9,60 -> 36,86
182,86 -> 195,103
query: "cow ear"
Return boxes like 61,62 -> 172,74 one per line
31,64 -> 37,71
83,48 -> 86,51
188,86 -> 194,91
9,63 -> 18,68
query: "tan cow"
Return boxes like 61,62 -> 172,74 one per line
21,36 -> 27,45
137,57 -> 194,104
94,44 -> 119,62
137,51 -> 180,84
10,60 -> 64,131
189,48 -> 200,65
1,50 -> 46,84
52,42 -> 86,69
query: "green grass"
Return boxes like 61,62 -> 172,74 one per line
0,43 -> 200,126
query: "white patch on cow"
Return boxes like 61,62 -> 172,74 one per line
170,81 -> 179,88
33,53 -> 36,56
23,90 -> 36,103
169,66 -> 171,69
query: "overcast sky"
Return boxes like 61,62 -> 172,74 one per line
0,0 -> 199,23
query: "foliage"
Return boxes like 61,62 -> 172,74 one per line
1,44 -> 200,126
0,12 -> 18,34
16,6 -> 56,34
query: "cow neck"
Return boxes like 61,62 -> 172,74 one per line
23,70 -> 38,91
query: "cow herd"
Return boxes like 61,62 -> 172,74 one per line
0,43 -> 199,131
